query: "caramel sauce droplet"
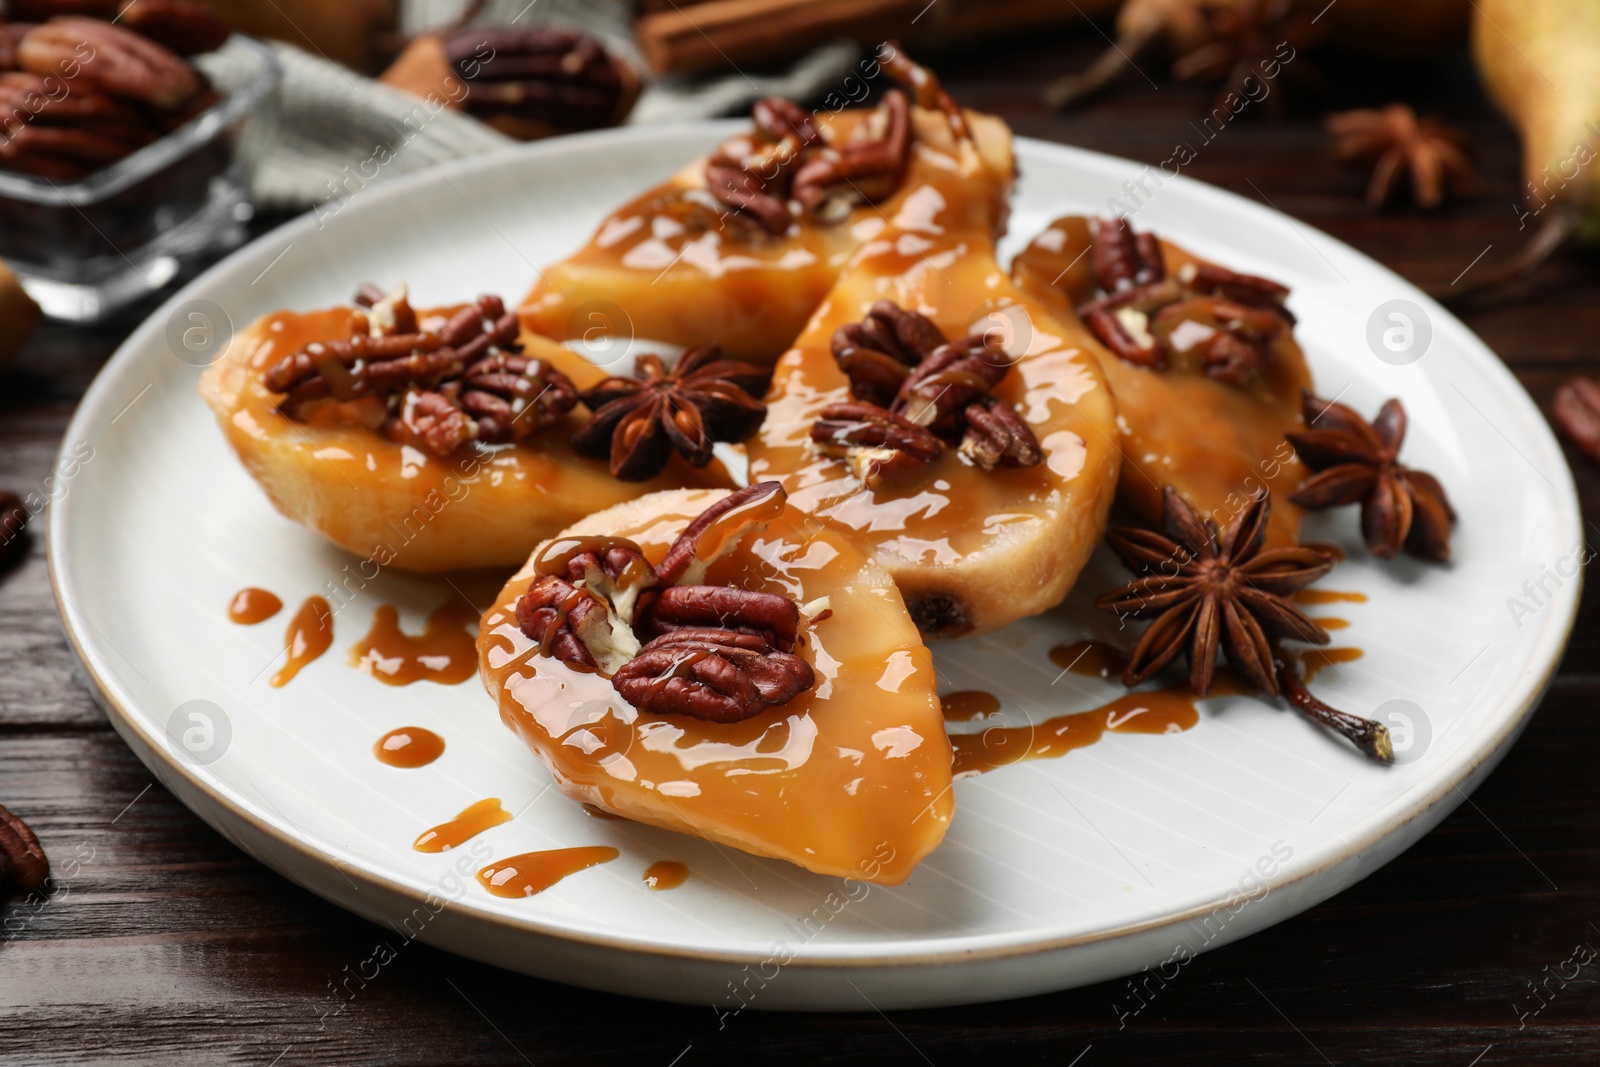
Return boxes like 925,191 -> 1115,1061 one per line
1303,540 -> 1348,562
351,598 -> 480,686
1315,616 -> 1351,631
228,587 -> 283,625
1048,640 -> 1130,680
940,690 -> 1001,722
1294,646 -> 1364,683
477,846 -> 620,898
951,687 -> 1199,777
374,727 -> 445,768
1294,588 -> 1368,605
414,798 -> 511,853
643,860 -> 689,891
270,596 -> 333,688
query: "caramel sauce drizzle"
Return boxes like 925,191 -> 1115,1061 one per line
1049,640 -> 1130,680
1316,617 -> 1351,631
350,598 -> 480,686
689,487 -> 787,564
1294,588 -> 1368,605
374,726 -> 445,768
270,596 -> 333,688
414,798 -> 511,853
228,587 -> 282,625
1293,646 -> 1365,682
477,846 -> 620,898
643,860 -> 689,891
1303,541 -> 1348,562
940,690 -> 1001,722
952,688 -> 1199,777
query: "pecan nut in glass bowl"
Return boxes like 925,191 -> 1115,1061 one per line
197,285 -> 733,572
1013,215 -> 1316,548
477,482 -> 952,884
521,51 -> 1016,363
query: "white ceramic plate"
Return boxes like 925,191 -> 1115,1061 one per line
50,125 -> 1581,1011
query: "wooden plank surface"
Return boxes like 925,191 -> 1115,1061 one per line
2,29 -> 1598,1066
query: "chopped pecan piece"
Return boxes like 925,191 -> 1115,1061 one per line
792,89 -> 911,223
703,94 -> 819,235
268,290 -> 578,456
831,300 -> 944,406
612,628 -> 814,723
895,332 -> 1014,434
1077,218 -> 1294,380
1091,217 -> 1166,292
642,585 -> 802,653
515,574 -> 640,675
960,398 -> 1044,470
535,534 -> 659,624
811,400 -> 945,490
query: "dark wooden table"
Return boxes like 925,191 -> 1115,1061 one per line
3,29 -> 1598,1066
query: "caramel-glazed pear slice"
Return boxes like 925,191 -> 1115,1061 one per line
521,104 -> 1014,363
745,124 -> 1121,638
200,302 -> 729,572
1012,216 -> 1313,547
477,487 -> 952,884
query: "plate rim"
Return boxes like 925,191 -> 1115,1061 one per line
48,122 -> 1585,971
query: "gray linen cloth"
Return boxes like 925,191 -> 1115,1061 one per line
225,0 -> 859,210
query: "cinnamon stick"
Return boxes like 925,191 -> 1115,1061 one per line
635,0 -> 1119,78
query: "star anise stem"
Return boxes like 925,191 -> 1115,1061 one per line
1275,656 -> 1394,763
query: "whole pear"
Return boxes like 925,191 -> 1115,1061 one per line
1473,0 -> 1600,237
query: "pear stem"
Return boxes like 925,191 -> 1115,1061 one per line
1439,206 -> 1579,306
1043,31 -> 1155,111
1274,656 -> 1394,764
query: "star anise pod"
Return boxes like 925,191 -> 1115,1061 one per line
1097,486 -> 1332,696
1288,394 -> 1454,562
570,344 -> 771,481
1326,105 -> 1478,210
1096,487 -> 1394,763
1171,0 -> 1324,117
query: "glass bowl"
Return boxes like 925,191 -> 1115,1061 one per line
0,35 -> 280,322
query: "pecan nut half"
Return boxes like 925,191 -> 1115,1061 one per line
611,628 -> 814,723
19,17 -> 200,110
115,0 -> 233,56
0,802 -> 50,894
655,480 -> 786,586
1554,376 -> 1600,466
642,585 -> 801,653
0,491 -> 31,570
